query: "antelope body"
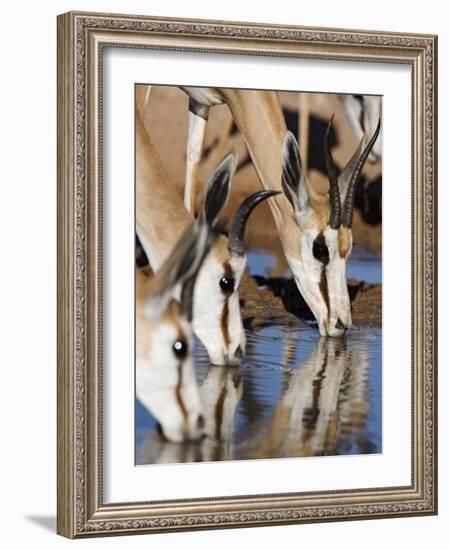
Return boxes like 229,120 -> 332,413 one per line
181,87 -> 381,336
136,85 -> 277,364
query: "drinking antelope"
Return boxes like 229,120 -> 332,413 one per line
136,218 -> 214,443
136,85 -> 278,364
281,116 -> 381,335
181,88 -> 381,336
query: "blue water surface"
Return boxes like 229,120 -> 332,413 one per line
247,245 -> 382,284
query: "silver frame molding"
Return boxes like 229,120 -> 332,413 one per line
57,11 -> 437,538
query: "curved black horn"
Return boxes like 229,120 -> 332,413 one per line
342,118 -> 381,228
324,114 -> 341,229
228,190 -> 280,256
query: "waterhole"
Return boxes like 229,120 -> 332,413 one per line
136,249 -> 382,465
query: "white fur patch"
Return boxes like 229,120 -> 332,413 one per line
181,86 -> 224,107
286,226 -> 353,337
192,252 -> 246,365
184,110 -> 208,213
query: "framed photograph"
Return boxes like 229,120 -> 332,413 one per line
57,11 -> 437,538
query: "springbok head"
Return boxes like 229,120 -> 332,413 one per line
193,154 -> 279,365
281,116 -> 381,337
341,95 -> 382,163
136,218 -> 215,443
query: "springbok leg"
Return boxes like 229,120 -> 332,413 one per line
184,98 -> 210,215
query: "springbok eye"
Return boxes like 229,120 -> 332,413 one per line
172,340 -> 188,360
219,276 -> 235,294
312,236 -> 329,265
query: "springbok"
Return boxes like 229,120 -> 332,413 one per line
136,218 -> 214,443
181,88 -> 381,336
280,117 -> 381,335
136,86 -> 278,363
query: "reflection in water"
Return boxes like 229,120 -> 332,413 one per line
241,337 -> 369,459
136,325 -> 382,464
200,366 -> 243,462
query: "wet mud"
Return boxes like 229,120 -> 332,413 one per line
239,269 -> 381,330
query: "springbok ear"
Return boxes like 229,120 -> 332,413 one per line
281,131 -> 309,214
201,153 -> 236,226
144,220 -> 214,320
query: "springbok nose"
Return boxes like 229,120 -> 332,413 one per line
335,318 -> 347,331
234,345 -> 244,359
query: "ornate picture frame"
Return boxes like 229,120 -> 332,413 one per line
57,11 -> 437,538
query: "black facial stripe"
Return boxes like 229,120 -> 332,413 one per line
221,301 -> 230,348
319,268 -> 330,322
312,233 -> 330,265
175,364 -> 188,424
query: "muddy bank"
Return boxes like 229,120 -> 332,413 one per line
136,237 -> 381,330
239,270 -> 381,329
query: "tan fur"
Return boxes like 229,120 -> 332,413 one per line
136,268 -> 155,359
338,226 -> 352,258
202,89 -> 337,258
136,98 -> 191,267
137,268 -> 183,325
280,194 -> 333,259
152,85 -> 340,271
303,205 -> 331,232
210,234 -> 231,263
137,85 -> 252,364
136,267 -> 184,358
184,88 -> 352,265
137,85 -> 236,275
222,89 -> 289,227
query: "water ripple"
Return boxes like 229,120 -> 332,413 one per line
136,324 -> 382,464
